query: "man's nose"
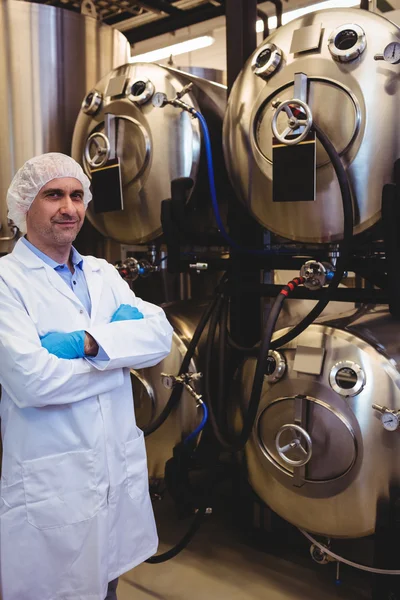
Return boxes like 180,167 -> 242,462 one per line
59,196 -> 77,214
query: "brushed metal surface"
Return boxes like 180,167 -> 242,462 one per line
0,1 -> 129,252
132,300 -> 207,480
72,64 -> 228,244
238,306 -> 400,538
223,8 -> 400,243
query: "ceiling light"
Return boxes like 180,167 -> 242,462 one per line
130,35 -> 215,63
256,0 -> 361,32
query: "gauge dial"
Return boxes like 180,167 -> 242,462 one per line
152,92 -> 168,108
381,412 -> 399,432
383,42 -> 400,65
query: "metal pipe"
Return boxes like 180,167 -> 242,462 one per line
0,227 -> 18,242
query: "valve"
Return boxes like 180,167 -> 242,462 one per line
189,262 -> 208,273
271,98 -> 313,146
160,372 -> 203,406
152,84 -> 196,116
84,131 -> 110,169
372,404 -> 400,432
275,424 -> 313,467
137,258 -> 159,278
300,260 -> 334,290
115,257 -> 159,283
310,543 -> 335,565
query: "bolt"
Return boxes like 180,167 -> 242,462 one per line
272,99 -> 281,108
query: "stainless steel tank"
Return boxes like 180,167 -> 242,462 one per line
132,301 -> 206,480
238,306 -> 400,538
223,8 -> 400,243
72,64 -> 228,244
0,1 -> 129,251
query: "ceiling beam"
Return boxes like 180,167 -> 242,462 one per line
134,0 -> 182,15
125,3 -> 225,43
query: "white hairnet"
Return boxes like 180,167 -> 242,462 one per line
7,153 -> 92,232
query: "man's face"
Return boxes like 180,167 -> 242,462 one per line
26,178 -> 86,246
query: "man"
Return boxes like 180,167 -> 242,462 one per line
0,153 -> 173,600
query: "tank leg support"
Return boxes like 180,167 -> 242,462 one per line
372,486 -> 400,599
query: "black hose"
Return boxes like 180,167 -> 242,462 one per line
145,506 -> 206,564
144,294 -> 219,436
226,330 -> 260,355
224,123 -> 353,356
271,122 -> 353,349
206,124 -> 353,450
205,282 -> 303,451
217,295 -> 228,426
226,123 -> 353,354
204,294 -> 234,449
236,291 -> 287,446
146,459 -> 225,564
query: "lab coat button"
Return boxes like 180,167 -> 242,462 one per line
79,309 -> 83,314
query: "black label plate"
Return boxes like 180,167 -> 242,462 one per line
272,131 -> 316,202
91,158 -> 124,214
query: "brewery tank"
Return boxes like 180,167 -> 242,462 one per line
72,63 -> 229,245
237,306 -> 400,538
132,301 -> 206,481
223,8 -> 400,243
0,1 -> 130,250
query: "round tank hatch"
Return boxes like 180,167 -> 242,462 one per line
265,350 -> 286,383
257,396 -> 357,482
251,43 -> 282,79
328,24 -> 367,63
255,79 -> 361,167
84,117 -> 151,185
72,63 -> 207,245
329,361 -> 365,396
128,78 -> 155,105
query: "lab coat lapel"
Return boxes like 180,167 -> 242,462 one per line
82,259 -> 103,322
12,239 -> 84,309
44,267 -> 84,309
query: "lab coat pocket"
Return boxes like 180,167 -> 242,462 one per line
23,449 -> 100,530
124,430 -> 149,500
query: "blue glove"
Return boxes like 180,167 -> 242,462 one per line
40,330 -> 86,359
111,304 -> 144,323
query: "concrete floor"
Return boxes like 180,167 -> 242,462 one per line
117,500 -> 370,600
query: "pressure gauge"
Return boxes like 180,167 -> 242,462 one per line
375,42 -> 400,65
152,92 -> 168,108
381,412 -> 399,432
384,42 -> 400,64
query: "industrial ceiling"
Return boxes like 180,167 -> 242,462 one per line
20,0 -> 280,42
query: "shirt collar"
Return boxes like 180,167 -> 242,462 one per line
21,237 -> 84,271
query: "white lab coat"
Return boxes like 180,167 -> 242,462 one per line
0,239 -> 173,600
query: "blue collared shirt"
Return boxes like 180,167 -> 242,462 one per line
21,237 -> 92,316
